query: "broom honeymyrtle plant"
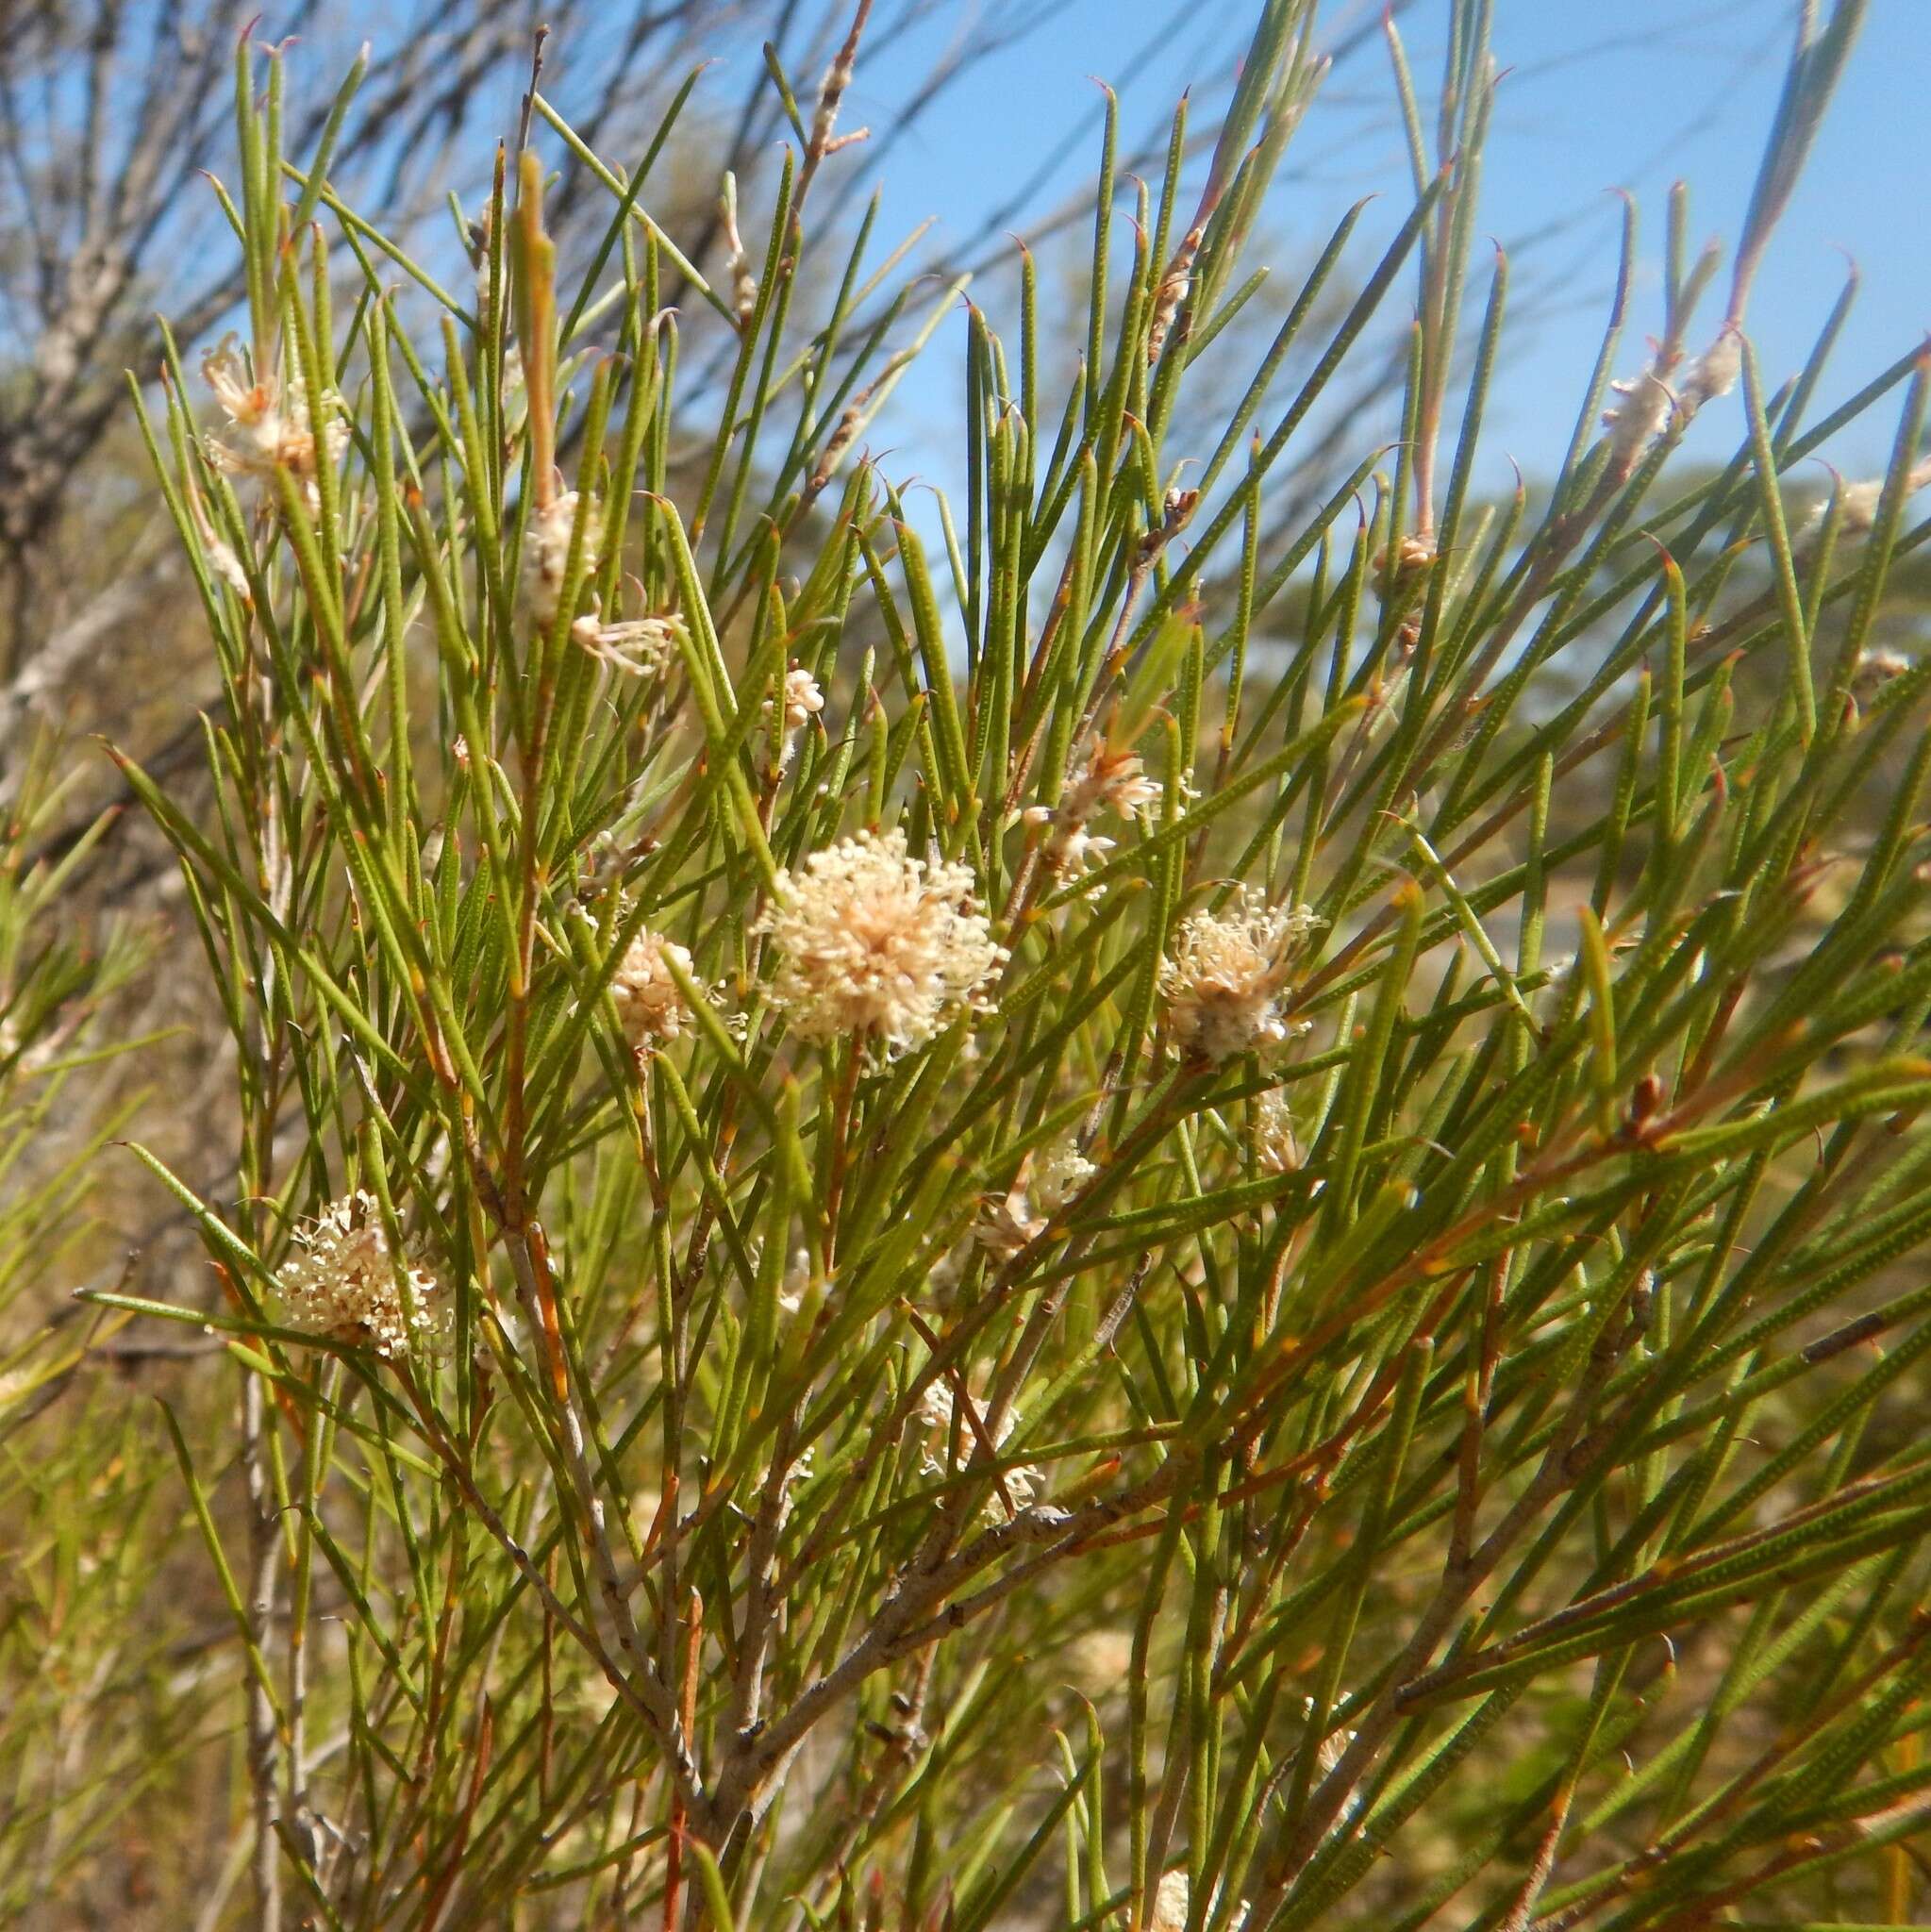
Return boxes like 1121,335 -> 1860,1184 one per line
97,0 -> 1931,1924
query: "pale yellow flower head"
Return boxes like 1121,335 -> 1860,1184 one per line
755,827 -> 1004,1050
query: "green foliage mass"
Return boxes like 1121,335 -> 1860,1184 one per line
16,0 -> 1931,1924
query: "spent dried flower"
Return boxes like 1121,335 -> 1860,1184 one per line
1151,1871 -> 1250,1932
1805,458 -> 1931,541
971,1183 -> 1043,1261
1679,329 -> 1741,411
1602,362 -> 1674,475
204,532 -> 252,601
572,611 -> 682,678
201,332 -> 349,504
807,405 -> 862,500
609,928 -> 695,1050
805,6 -> 865,162
1035,735 -> 1161,878
755,827 -> 1005,1050
719,173 -> 759,328
524,490 -> 600,628
186,483 -> 251,602
464,203 -> 501,310
769,1446 -> 814,1530
1146,225 -> 1203,366
1255,1088 -> 1301,1174
277,1191 -> 450,1359
1159,889 -> 1323,1063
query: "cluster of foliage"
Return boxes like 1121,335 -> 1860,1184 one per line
58,0 -> 1931,1924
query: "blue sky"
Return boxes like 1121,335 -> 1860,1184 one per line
828,0 -> 1926,506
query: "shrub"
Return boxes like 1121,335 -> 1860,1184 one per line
103,0 -> 1931,1924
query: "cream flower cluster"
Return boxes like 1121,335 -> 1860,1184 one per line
1601,331 -> 1740,475
918,1380 -> 1038,1518
1030,1133 -> 1096,1216
609,929 -> 697,1050
755,828 -> 1004,1050
277,1191 -> 449,1359
201,334 -> 348,506
766,663 -> 825,771
1158,889 -> 1322,1063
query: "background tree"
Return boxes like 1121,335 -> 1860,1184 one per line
0,0 -> 1120,685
